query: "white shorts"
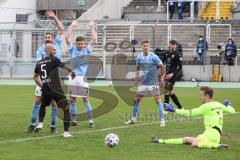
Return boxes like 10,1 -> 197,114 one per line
68,76 -> 89,97
137,85 -> 160,96
35,86 -> 42,97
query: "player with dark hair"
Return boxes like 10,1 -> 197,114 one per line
152,86 -> 235,150
65,20 -> 97,127
25,10 -> 65,134
126,40 -> 166,127
163,40 -> 183,109
33,43 -> 76,138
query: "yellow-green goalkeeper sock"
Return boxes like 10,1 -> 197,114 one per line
165,138 -> 183,144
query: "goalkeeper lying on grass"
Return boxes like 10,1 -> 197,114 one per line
152,86 -> 235,150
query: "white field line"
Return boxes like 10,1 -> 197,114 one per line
0,121 -> 160,144
0,112 -> 239,144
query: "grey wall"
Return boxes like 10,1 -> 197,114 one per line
84,0 -> 98,10
182,65 -> 240,82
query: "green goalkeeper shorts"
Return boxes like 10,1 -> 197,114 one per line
197,128 -> 221,144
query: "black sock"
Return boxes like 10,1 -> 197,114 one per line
63,108 -> 70,131
164,95 -> 170,103
39,105 -> 46,122
170,94 -> 182,109
64,121 -> 70,132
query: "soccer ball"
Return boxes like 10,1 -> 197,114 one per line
104,133 -> 119,148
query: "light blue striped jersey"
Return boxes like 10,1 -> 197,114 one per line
68,44 -> 92,76
136,52 -> 162,85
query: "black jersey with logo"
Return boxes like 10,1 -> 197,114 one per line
34,56 -> 65,89
163,51 -> 182,76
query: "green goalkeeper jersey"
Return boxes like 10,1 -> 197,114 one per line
176,101 -> 235,131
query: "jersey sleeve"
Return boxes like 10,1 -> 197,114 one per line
176,104 -> 207,117
34,63 -> 39,74
136,54 -> 141,65
55,57 -> 65,68
154,54 -> 162,66
222,105 -> 236,114
36,47 -> 44,61
54,36 -> 62,48
173,55 -> 182,75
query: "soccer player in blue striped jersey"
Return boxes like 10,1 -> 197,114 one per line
25,10 -> 64,134
65,20 -> 97,128
126,40 -> 166,127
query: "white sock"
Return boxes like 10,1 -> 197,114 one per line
131,117 -> 136,121
37,123 -> 43,128
64,131 -> 71,135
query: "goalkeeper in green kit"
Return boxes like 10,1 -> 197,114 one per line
152,86 -> 235,150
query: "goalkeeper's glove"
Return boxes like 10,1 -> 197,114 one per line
164,103 -> 175,112
224,99 -> 231,107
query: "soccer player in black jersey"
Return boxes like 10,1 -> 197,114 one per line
163,40 -> 183,109
33,43 -> 76,137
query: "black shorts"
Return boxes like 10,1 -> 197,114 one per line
41,87 -> 67,108
164,81 -> 175,90
165,71 -> 181,90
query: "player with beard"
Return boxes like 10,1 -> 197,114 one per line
26,10 -> 64,134
33,43 -> 76,138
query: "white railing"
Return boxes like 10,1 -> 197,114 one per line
101,23 -> 231,46
157,0 -> 162,11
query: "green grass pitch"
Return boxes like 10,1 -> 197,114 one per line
0,85 -> 239,160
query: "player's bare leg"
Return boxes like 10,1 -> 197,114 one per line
50,100 -> 57,134
70,97 -> 77,126
83,97 -> 95,128
57,99 -> 72,138
34,104 -> 47,133
154,96 -> 165,127
25,95 -> 41,133
169,89 -> 183,109
126,94 -> 143,124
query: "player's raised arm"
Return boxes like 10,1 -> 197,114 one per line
176,105 -> 206,117
36,47 -> 44,61
45,10 -> 64,36
65,20 -> 78,46
89,21 -> 97,46
164,103 -> 206,117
